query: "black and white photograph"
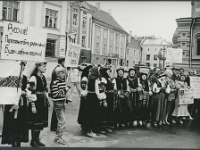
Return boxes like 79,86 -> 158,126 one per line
0,0 -> 200,148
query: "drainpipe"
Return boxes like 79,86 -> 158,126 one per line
189,18 -> 195,69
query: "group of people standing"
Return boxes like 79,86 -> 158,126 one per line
0,57 -> 199,146
77,65 -> 200,137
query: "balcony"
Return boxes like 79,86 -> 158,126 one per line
107,53 -> 119,58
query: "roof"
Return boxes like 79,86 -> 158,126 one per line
86,2 -> 128,35
141,38 -> 172,46
127,36 -> 142,49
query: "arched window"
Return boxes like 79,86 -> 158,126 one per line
194,33 -> 200,56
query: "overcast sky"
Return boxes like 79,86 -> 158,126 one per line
88,1 -> 191,42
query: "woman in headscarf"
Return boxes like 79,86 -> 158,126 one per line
99,67 -> 114,133
165,69 -> 176,124
26,62 -> 49,147
77,65 -> 93,131
127,68 -> 138,126
1,61 -> 29,147
112,67 -> 131,129
84,66 -> 102,137
138,73 -> 152,126
172,74 -> 193,124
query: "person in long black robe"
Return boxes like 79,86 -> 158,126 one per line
1,61 -> 29,147
77,65 -> 93,131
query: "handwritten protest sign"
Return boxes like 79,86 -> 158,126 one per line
166,48 -> 183,64
189,76 -> 200,99
1,22 -> 47,62
65,42 -> 80,67
178,88 -> 194,105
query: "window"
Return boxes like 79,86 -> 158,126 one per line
155,48 -> 156,51
2,1 -> 19,21
45,9 -> 58,28
146,54 -> 150,60
197,38 -> 200,55
146,63 -> 150,67
134,50 -> 135,56
109,31 -> 114,55
133,61 -> 135,65
127,60 -> 129,67
82,17 -> 87,34
82,36 -> 86,47
153,63 -> 157,67
72,13 -> 78,26
182,42 -> 186,46
102,29 -> 108,55
183,51 -> 185,56
148,48 -> 149,51
95,26 -> 101,54
127,49 -> 129,55
73,8 -> 78,13
46,39 -> 56,57
182,33 -> 186,37
154,54 -> 157,60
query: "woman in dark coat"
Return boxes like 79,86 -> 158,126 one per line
27,62 -> 49,147
78,65 -> 93,131
84,66 -> 101,137
1,61 -> 29,147
99,67 -> 114,133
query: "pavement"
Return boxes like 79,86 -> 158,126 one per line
0,59 -> 200,148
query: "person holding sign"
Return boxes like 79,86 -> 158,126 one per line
172,74 -> 193,124
1,61 -> 29,147
26,62 -> 49,147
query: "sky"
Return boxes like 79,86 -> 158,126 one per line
87,1 -> 191,42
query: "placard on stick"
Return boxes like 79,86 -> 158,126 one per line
65,42 -> 81,67
1,22 -> 47,62
189,76 -> 200,99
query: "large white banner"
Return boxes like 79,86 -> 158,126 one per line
1,22 -> 47,62
189,76 -> 200,99
65,42 -> 81,67
166,48 -> 183,64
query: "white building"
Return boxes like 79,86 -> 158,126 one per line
0,1 -> 69,58
141,37 -> 172,67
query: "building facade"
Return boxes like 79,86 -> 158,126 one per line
0,1 -> 69,58
141,37 -> 172,68
68,2 -> 93,64
172,2 -> 200,73
126,32 -> 142,67
88,2 -> 128,66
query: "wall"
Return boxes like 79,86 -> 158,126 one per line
126,46 -> 141,67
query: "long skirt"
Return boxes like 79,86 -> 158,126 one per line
156,92 -> 167,122
84,93 -> 100,131
150,93 -> 159,123
114,92 -> 130,125
2,97 -> 29,145
172,104 -> 190,117
78,96 -> 87,125
98,93 -> 115,128
28,94 -> 49,131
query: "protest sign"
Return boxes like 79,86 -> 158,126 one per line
65,42 -> 81,67
140,67 -> 149,74
178,87 -> 194,105
166,48 -> 183,64
189,76 -> 200,99
1,22 -> 47,62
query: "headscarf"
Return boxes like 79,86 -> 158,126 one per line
81,65 -> 93,79
140,73 -> 149,91
88,66 -> 100,80
100,67 -> 110,79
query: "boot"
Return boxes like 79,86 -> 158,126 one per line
35,131 -> 45,147
30,139 -> 39,147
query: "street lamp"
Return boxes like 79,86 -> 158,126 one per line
158,46 -> 166,70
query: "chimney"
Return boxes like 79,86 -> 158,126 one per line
96,2 -> 100,11
135,35 -> 137,40
128,31 -> 132,43
108,9 -> 111,15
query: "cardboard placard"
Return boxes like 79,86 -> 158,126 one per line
178,88 -> 194,105
166,48 -> 183,64
1,22 -> 47,62
65,42 -> 81,67
189,76 -> 200,99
